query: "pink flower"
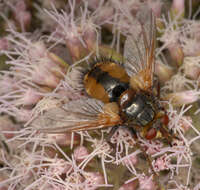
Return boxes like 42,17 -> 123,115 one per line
119,180 -> 139,190
181,56 -> 200,80
84,172 -> 104,190
163,90 -> 200,106
155,60 -> 174,83
7,0 -> 31,31
152,154 -> 170,172
0,38 -> 9,51
45,3 -> 98,62
142,140 -> 164,155
47,158 -> 72,176
121,152 -> 138,166
74,146 -> 89,162
172,0 -> 185,16
15,88 -> 42,106
138,175 -> 156,190
0,115 -> 20,139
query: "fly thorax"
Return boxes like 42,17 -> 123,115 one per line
119,89 -> 156,126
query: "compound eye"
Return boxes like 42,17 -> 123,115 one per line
145,127 -> 157,140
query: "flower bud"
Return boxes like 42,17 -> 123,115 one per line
94,6 -> 114,25
85,172 -> 104,190
31,66 -> 60,88
86,0 -> 102,10
0,174 -> 9,190
15,0 -> 27,11
139,175 -> 156,190
28,42 -> 66,80
15,108 -> 32,122
42,56 -> 65,79
10,0 -> 31,31
15,11 -> 31,31
182,56 -> 200,80
17,88 -> 42,106
179,116 -> 192,133
163,90 -> 200,106
28,41 -> 47,58
119,180 -> 139,190
155,61 -> 174,83
48,158 -> 72,176
167,42 -> 184,66
171,0 -> 185,18
122,153 -> 138,166
83,24 -> 97,52
0,38 -> 9,51
0,74 -> 17,95
143,140 -> 163,155
65,35 -> 88,62
74,146 -> 89,162
152,154 -> 170,172
148,0 -> 162,18
0,115 -> 19,139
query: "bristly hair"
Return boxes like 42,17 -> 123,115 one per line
88,55 -> 124,69
76,55 -> 125,92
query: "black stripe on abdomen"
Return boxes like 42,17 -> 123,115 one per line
88,66 -> 129,102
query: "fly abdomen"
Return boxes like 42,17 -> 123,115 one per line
84,61 -> 130,103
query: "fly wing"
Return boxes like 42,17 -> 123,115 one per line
124,6 -> 156,91
31,98 -> 122,133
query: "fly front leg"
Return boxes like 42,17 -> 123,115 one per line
105,125 -> 120,150
127,127 -> 165,190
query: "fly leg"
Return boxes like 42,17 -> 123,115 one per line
127,127 -> 164,190
159,125 -> 180,146
159,114 -> 180,146
127,127 -> 156,173
105,125 -> 120,150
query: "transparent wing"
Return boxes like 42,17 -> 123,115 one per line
31,98 -> 121,133
124,6 -> 156,91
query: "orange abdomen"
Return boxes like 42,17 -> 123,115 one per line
84,61 -> 130,103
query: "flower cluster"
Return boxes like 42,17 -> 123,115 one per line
0,0 -> 200,190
